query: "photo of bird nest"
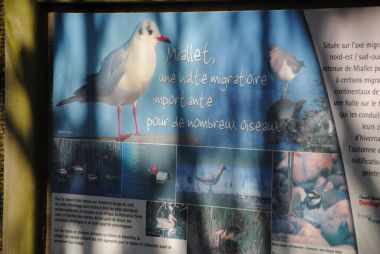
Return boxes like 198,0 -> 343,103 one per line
176,146 -> 272,211
121,143 -> 176,202
146,201 -> 188,240
52,138 -> 122,197
187,205 -> 271,254
272,151 -> 357,251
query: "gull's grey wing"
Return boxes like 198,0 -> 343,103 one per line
57,43 -> 131,105
284,51 -> 304,74
68,44 -> 130,102
95,43 -> 131,97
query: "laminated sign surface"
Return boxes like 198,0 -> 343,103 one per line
51,8 -> 380,254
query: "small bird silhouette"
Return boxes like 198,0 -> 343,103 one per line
268,44 -> 304,100
56,168 -> 69,177
210,226 -> 241,250
57,20 -> 171,141
196,165 -> 231,194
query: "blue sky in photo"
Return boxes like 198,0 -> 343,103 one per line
53,10 -> 327,150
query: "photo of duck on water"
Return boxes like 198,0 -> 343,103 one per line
52,139 -> 122,197
121,143 -> 176,201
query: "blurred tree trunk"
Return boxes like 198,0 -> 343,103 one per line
4,0 -> 48,253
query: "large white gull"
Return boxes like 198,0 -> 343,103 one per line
57,20 -> 171,141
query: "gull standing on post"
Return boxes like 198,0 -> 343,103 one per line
268,44 -> 304,100
56,20 -> 171,141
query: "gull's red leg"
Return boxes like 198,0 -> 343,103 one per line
117,105 -> 122,138
133,102 -> 140,135
117,105 -> 130,141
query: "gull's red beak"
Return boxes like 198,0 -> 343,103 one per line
156,35 -> 171,43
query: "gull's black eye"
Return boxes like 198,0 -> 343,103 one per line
148,29 -> 153,35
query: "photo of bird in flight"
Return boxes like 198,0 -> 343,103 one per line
268,44 -> 304,100
56,20 -> 171,141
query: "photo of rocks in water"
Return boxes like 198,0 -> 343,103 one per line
187,205 -> 271,254
146,201 -> 188,240
272,151 -> 357,251
52,139 -> 122,197
176,146 -> 272,210
121,143 -> 176,202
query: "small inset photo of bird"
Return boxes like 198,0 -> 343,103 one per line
187,205 -> 271,254
121,143 -> 176,202
272,151 -> 357,251
145,201 -> 188,240
51,139 -> 122,197
268,44 -> 304,101
176,146 -> 272,211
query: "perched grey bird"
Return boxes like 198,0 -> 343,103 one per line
268,44 -> 304,100
57,20 -> 171,141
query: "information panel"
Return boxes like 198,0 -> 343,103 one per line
50,8 -> 380,254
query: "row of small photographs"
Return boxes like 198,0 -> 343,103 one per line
145,201 -> 271,254
52,139 -> 272,211
52,139 -> 356,251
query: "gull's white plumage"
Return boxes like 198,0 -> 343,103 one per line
57,20 -> 170,140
